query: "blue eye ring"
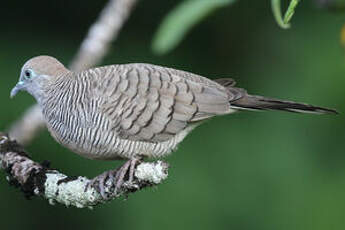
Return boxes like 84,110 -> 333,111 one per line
24,69 -> 33,79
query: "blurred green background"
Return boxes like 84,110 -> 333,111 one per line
1,0 -> 345,230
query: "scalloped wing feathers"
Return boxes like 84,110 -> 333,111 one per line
92,64 -> 238,142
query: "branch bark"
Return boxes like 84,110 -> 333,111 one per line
0,133 -> 169,208
9,0 -> 138,145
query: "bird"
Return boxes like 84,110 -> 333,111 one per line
11,55 -> 337,197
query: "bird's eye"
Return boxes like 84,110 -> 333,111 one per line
24,70 -> 32,79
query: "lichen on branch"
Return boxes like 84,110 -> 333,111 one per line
0,133 -> 169,208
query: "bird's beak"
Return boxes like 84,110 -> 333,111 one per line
10,81 -> 25,98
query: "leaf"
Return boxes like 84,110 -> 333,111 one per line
283,0 -> 300,25
152,0 -> 236,55
271,0 -> 301,29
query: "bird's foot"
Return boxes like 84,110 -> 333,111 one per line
87,158 -> 141,199
114,157 -> 140,192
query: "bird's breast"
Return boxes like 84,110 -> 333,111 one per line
44,107 -> 193,160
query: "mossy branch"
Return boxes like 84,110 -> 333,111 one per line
0,133 -> 169,208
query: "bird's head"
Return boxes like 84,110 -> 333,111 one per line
11,56 -> 69,99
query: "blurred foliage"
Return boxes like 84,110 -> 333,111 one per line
153,0 -> 302,55
284,0 -> 300,25
271,0 -> 290,29
271,0 -> 301,29
341,23 -> 345,48
315,0 -> 345,10
152,0 -> 236,55
1,1 -> 345,230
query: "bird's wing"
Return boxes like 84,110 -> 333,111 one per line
96,63 -> 233,142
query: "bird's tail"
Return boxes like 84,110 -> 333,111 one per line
230,94 -> 337,114
214,78 -> 338,114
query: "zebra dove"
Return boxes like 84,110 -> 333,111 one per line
10,56 -> 337,197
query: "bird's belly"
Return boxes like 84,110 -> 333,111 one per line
47,123 -> 119,160
47,121 -> 195,160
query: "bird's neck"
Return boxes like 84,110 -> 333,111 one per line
33,71 -> 73,105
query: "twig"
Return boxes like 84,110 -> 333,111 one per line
0,133 -> 169,208
70,0 -> 137,71
8,105 -> 44,145
9,0 -> 138,145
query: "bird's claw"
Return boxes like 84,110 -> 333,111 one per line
86,158 -> 140,200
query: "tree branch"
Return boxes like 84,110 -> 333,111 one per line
0,133 -> 169,208
8,105 -> 44,145
70,0 -> 137,72
9,0 -> 138,145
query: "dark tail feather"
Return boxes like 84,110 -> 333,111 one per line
213,78 -> 338,114
230,94 -> 338,114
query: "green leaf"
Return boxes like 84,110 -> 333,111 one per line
271,0 -> 301,29
152,0 -> 236,55
283,0 -> 300,25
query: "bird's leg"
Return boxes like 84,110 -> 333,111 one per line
87,157 -> 141,199
128,157 -> 138,182
87,168 -> 117,199
114,157 -> 140,193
